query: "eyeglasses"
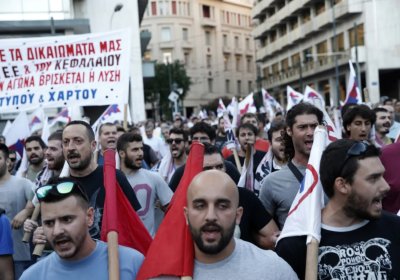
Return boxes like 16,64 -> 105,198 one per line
339,141 -> 369,175
36,181 -> 89,202
166,138 -> 184,145
203,163 -> 224,171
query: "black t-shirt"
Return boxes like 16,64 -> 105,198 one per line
168,160 -> 240,192
71,166 -> 141,239
276,212 -> 400,280
238,187 -> 272,245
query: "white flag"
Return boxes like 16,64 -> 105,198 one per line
286,86 -> 304,111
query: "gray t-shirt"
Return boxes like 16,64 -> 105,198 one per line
0,175 -> 34,261
126,169 -> 173,236
193,238 -> 298,280
259,160 -> 306,229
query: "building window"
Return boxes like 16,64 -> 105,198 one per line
270,31 -> 277,42
245,38 -> 250,50
202,5 -> 210,18
272,62 -> 279,77
182,28 -> 188,41
237,80 -> 242,95
248,81 -> 253,93
225,79 -> 230,93
291,53 -> 301,66
301,9 -> 311,23
289,18 -> 298,30
316,40 -> 328,65
159,0 -> 168,15
224,54 -> 230,71
236,55 -> 241,71
331,32 -> 345,52
281,58 -> 289,74
207,55 -> 212,68
163,51 -> 172,64
161,27 -> 171,42
208,78 -> 213,93
315,1 -> 325,16
151,1 -> 157,15
223,34 -> 228,47
246,56 -> 252,73
172,1 -> 177,15
303,47 -> 313,62
205,30 -> 211,45
184,52 -> 190,66
144,51 -> 152,61
234,36 -> 239,48
349,24 -> 365,47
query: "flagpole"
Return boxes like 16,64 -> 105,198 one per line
232,149 -> 242,173
305,237 -> 319,280
22,204 -> 40,242
107,231 -> 120,280
123,104 -> 128,131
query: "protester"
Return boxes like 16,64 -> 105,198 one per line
214,116 -> 227,151
373,107 -> 393,146
143,120 -> 164,160
95,123 -> 118,165
380,141 -> 400,214
190,121 -> 216,144
20,178 -> 144,279
241,113 -> 269,151
0,207 -> 14,280
129,126 -> 159,168
23,136 -> 47,182
7,149 -> 18,175
0,144 -> 34,278
381,104 -> 400,140
154,128 -> 188,183
276,139 -> 400,279
184,170 -> 297,279
342,104 -> 376,141
62,120 -> 141,239
118,133 -> 173,236
259,103 -> 323,229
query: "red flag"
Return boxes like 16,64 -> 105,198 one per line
137,143 -> 204,279
101,149 -> 152,255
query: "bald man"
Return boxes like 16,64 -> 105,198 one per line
184,170 -> 297,279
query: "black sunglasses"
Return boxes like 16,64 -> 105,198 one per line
36,181 -> 89,202
339,141 -> 369,175
9,158 -> 16,162
166,138 -> 184,144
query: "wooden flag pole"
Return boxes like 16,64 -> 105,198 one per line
232,149 -> 241,173
22,204 -> 40,242
305,237 -> 319,280
33,243 -> 46,257
107,231 -> 120,280
123,104 -> 128,131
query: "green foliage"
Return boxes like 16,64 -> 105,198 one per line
143,60 -> 191,119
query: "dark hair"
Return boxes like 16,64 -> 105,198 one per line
320,139 -> 380,198
383,98 -> 393,105
203,142 -> 222,156
116,125 -> 125,133
240,113 -> 258,124
190,122 -> 216,141
99,123 -> 116,135
283,103 -> 323,160
117,133 -> 142,152
169,127 -> 188,141
64,120 -> 95,142
257,113 -> 267,126
128,126 -> 141,135
0,135 -> 5,142
8,149 -> 16,156
48,130 -> 63,142
342,105 -> 376,136
236,122 -> 258,136
373,107 -> 388,114
25,135 -> 46,149
39,177 -> 89,209
267,120 -> 286,142
0,143 -> 9,159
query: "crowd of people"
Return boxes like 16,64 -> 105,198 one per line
0,97 -> 399,279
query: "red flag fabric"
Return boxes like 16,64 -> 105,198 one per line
101,149 -> 152,255
137,143 -> 204,279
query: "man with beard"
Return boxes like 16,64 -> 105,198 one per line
373,107 -> 393,146
155,127 -> 188,183
0,144 -> 34,278
61,120 -> 141,239
23,136 -> 46,182
117,133 -> 173,236
342,104 -> 376,141
20,178 -> 144,279
7,150 -> 17,175
95,123 -> 118,165
276,139 -> 400,280
184,170 -> 297,279
259,103 -> 323,229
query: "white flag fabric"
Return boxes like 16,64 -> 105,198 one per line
49,107 -> 71,127
237,146 -> 254,192
254,148 -> 274,192
5,111 -> 31,157
41,117 -> 51,145
303,86 -> 325,111
344,61 -> 362,105
217,98 -> 227,117
223,113 -> 237,150
238,93 -> 257,115
29,108 -> 45,133
1,120 -> 12,136
278,126 -> 327,244
227,97 -> 239,129
286,86 -> 304,111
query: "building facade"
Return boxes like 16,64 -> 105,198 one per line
141,0 -> 257,117
252,0 -> 400,106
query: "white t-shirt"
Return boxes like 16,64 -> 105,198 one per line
126,169 -> 173,236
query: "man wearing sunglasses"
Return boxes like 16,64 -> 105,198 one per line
61,120 -> 141,239
20,179 -> 144,279
276,139 -> 400,279
117,133 -> 173,236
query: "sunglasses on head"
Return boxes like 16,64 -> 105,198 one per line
339,141 -> 370,175
166,138 -> 184,144
36,181 -> 88,202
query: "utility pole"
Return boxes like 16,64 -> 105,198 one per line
331,0 -> 340,106
354,22 -> 362,97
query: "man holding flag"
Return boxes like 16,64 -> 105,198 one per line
276,139 -> 400,279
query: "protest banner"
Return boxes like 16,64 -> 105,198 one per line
0,29 -> 131,112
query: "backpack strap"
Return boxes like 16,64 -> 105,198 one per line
287,161 -> 304,183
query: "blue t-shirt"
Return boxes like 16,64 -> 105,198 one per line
0,214 -> 13,255
20,241 -> 144,280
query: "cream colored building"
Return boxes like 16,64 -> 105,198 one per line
252,0 -> 400,106
141,0 -> 257,117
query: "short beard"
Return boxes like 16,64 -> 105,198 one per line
124,157 -> 141,170
343,191 -> 380,221
189,220 -> 236,255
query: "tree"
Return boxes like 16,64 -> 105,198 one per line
143,60 -> 191,120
